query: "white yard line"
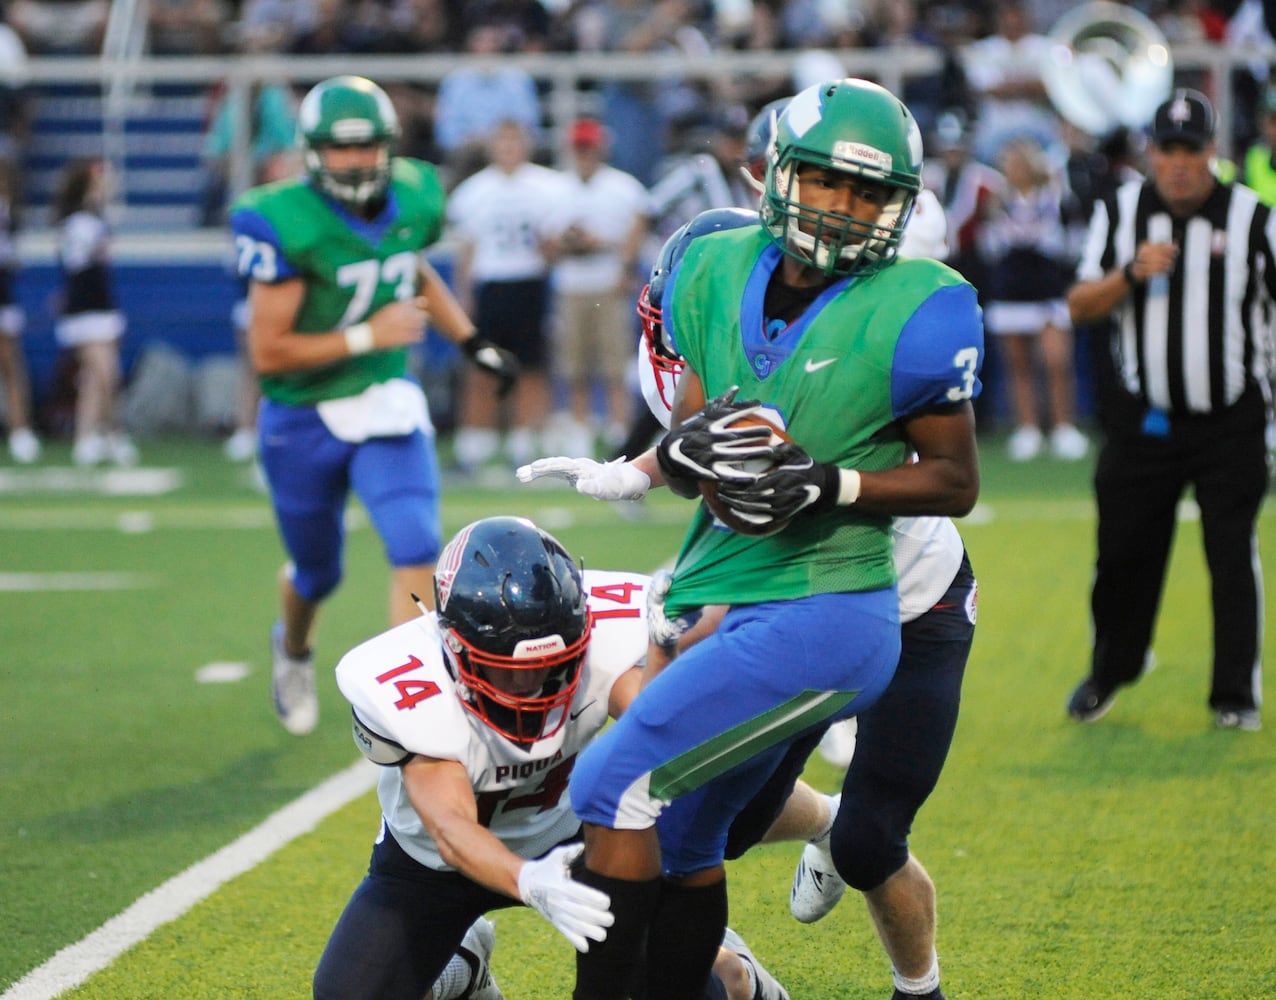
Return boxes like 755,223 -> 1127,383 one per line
0,573 -> 160,591
0,760 -> 379,1000
0,468 -> 183,497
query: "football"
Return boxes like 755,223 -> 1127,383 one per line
698,410 -> 793,537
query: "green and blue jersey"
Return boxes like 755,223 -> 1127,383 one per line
663,226 -> 983,613
229,158 -> 447,405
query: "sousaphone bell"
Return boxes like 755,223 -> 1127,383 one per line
1042,1 -> 1174,136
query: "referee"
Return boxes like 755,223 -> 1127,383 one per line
1065,89 -> 1273,732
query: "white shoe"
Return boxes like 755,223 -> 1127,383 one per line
452,427 -> 501,473
1049,422 -> 1089,460
107,433 -> 139,467
224,427 -> 256,462
457,916 -> 503,1000
817,718 -> 857,769
1007,424 -> 1043,462
8,428 -> 41,464
721,927 -> 790,1000
790,795 -> 846,923
72,433 -> 107,467
271,622 -> 317,736
1215,707 -> 1262,731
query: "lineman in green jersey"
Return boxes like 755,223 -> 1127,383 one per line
229,75 -> 518,738
551,80 -> 984,1000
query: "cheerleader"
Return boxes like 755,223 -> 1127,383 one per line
981,136 -> 1089,461
51,158 -> 137,466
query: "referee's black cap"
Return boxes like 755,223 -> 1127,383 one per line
1150,89 -> 1215,149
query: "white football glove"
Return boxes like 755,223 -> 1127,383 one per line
516,456 -> 651,501
647,569 -> 698,653
517,844 -> 614,953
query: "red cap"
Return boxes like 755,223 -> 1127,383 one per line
570,118 -> 607,148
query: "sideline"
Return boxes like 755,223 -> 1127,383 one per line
0,759 -> 379,1000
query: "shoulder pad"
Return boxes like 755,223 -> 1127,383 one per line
351,707 -> 412,766
391,157 -> 443,194
336,617 -> 471,760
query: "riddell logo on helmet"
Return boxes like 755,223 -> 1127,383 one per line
832,141 -> 892,174
331,119 -> 376,142
513,636 -> 567,658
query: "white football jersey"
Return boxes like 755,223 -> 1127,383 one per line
898,188 -> 949,261
446,162 -> 567,282
336,569 -> 650,870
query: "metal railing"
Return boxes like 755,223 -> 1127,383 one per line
98,0 -> 151,226
16,38 -> 1276,240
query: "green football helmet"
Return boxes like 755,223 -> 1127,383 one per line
761,78 -> 923,276
297,75 -> 400,209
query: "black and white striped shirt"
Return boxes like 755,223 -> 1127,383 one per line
1077,178 -> 1276,416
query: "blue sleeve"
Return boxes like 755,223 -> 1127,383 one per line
890,282 -> 984,418
659,261 -> 683,360
228,206 -> 300,283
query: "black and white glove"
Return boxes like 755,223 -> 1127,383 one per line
517,844 -> 614,953
462,335 -> 520,398
655,387 -> 772,498
715,442 -> 845,526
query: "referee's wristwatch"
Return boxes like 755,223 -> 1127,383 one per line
1122,261 -> 1144,287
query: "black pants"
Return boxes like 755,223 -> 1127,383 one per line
314,824 -> 733,1000
313,823 -> 524,1000
725,554 -> 976,890
1091,386 -> 1269,710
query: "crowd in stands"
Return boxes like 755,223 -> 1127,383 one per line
3,1 -> 1269,193
2,0 -> 1275,467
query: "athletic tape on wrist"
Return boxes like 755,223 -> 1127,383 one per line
344,322 -> 374,355
837,468 -> 862,505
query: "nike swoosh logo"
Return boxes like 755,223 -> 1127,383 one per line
569,700 -> 597,721
804,358 -> 837,373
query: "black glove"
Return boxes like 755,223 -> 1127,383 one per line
462,335 -> 520,398
655,387 -> 772,498
715,442 -> 840,525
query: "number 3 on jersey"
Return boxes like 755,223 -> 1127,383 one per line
946,346 -> 980,402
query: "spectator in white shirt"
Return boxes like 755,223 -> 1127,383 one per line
544,118 -> 652,458
447,120 -> 566,472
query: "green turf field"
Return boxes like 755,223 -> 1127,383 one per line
1,434 -> 1273,999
